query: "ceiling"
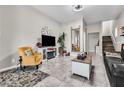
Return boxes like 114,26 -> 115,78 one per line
33,5 -> 124,25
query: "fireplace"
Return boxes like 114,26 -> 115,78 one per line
37,47 -> 56,60
47,51 -> 56,59
47,48 -> 56,59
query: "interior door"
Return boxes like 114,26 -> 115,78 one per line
88,33 -> 99,52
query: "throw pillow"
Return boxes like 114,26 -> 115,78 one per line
24,49 -> 33,56
105,52 -> 121,58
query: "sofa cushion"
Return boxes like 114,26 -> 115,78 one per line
112,64 -> 124,77
105,57 -> 121,72
105,52 -> 121,58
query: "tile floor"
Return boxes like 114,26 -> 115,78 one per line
35,53 -> 110,87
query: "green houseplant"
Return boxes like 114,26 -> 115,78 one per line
57,32 -> 65,56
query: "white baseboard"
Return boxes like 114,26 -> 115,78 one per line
0,65 -> 20,72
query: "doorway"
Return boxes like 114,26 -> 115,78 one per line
87,32 -> 99,52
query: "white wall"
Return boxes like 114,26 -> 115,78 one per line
102,21 -> 112,36
0,6 -> 61,66
116,10 -> 124,36
101,19 -> 123,52
111,10 -> 124,51
87,23 -> 101,34
61,18 -> 84,55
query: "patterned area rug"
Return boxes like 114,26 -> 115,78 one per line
0,68 -> 49,87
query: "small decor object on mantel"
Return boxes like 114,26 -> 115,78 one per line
36,38 -> 42,48
77,52 -> 87,60
36,42 -> 42,48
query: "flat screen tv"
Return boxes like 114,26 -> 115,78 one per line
42,35 -> 56,47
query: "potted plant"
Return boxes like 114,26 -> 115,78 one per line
57,32 -> 65,56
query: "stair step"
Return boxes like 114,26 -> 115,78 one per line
103,36 -> 111,40
103,45 -> 113,47
103,48 -> 114,50
103,43 -> 113,46
103,41 -> 113,43
103,36 -> 111,39
103,49 -> 115,51
102,36 -> 115,53
103,50 -> 115,53
103,45 -> 114,48
103,36 -> 112,42
103,47 -> 115,50
103,39 -> 112,42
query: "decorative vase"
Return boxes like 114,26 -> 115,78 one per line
36,42 -> 42,48
59,47 -> 63,56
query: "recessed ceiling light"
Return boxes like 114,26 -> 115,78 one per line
72,5 -> 84,12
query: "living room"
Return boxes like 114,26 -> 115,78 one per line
1,4 -> 124,88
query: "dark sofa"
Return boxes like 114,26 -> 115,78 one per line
103,52 -> 124,87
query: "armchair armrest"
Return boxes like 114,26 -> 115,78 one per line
112,64 -> 124,77
34,53 -> 42,63
34,52 -> 42,59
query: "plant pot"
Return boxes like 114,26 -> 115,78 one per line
59,47 -> 63,56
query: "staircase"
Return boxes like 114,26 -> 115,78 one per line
102,36 -> 115,53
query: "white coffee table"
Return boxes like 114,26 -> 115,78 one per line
71,55 -> 92,80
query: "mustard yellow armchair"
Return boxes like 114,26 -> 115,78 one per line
18,47 -> 42,70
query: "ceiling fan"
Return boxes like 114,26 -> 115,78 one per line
72,5 -> 84,12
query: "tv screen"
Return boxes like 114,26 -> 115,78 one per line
42,35 -> 56,47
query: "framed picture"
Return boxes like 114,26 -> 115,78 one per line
41,26 -> 51,35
